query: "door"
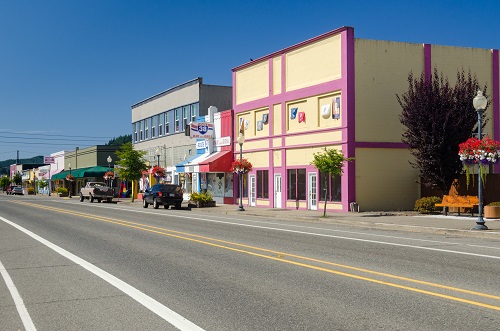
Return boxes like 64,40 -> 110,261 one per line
249,175 -> 256,207
308,172 -> 317,210
274,174 -> 282,208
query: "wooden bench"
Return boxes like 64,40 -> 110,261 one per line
435,195 -> 479,216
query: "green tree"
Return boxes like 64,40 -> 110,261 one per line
397,69 -> 486,195
311,147 -> 353,217
106,135 -> 132,146
12,172 -> 22,185
39,180 -> 49,194
115,142 -> 148,202
0,175 -> 11,190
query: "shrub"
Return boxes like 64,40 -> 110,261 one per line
56,187 -> 68,195
27,188 -> 35,195
414,196 -> 441,213
189,191 -> 213,203
487,201 -> 500,206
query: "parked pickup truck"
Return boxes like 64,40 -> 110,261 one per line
79,182 -> 113,203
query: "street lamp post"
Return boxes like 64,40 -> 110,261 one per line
237,133 -> 245,211
472,90 -> 488,230
69,163 -> 72,198
107,156 -> 112,187
155,147 -> 160,167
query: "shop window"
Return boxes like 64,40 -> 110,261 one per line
191,103 -> 198,123
145,118 -> 150,140
175,108 -> 181,132
183,106 -> 189,130
319,172 -> 341,202
287,168 -> 306,200
256,170 -> 269,199
158,113 -> 164,136
151,116 -> 156,138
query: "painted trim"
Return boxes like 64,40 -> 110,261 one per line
355,142 -> 408,149
344,27 -> 356,212
492,49 -> 499,173
424,44 -> 432,82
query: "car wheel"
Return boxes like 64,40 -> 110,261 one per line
97,198 -> 102,203
175,203 -> 181,210
80,193 -> 84,202
153,198 -> 159,209
90,194 -> 94,203
143,199 -> 148,208
163,205 -> 169,209
107,198 -> 112,203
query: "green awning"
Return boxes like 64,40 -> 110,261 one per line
51,166 -> 110,180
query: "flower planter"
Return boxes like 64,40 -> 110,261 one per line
189,200 -> 216,208
484,205 -> 500,219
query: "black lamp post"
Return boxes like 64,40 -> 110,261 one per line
107,156 -> 112,187
472,90 -> 488,230
68,163 -> 72,198
156,147 -> 160,167
237,133 -> 245,211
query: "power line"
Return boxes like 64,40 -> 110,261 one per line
0,130 -> 117,139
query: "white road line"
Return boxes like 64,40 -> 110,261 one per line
0,259 -> 37,331
0,215 -> 205,331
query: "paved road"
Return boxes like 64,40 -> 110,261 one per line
1,195 -> 499,330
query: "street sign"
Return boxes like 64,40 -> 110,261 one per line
44,156 -> 55,164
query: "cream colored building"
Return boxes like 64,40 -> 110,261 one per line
232,26 -> 498,211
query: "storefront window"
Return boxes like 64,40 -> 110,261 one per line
257,170 -> 269,198
287,168 -> 306,200
319,172 -> 341,202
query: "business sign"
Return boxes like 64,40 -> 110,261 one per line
44,156 -> 55,164
214,136 -> 231,147
190,122 -> 214,139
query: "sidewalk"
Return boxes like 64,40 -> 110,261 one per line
111,197 -> 500,239
36,194 -> 500,239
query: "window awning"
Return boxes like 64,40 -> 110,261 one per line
175,154 -> 202,173
184,153 -> 210,173
51,166 -> 109,180
199,150 -> 233,173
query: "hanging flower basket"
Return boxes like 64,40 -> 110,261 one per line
152,165 -> 166,178
66,174 -> 75,181
230,158 -> 253,174
458,135 -> 500,187
103,171 -> 115,180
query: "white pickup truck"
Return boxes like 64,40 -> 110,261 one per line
79,182 -> 113,203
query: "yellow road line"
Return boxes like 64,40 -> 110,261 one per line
13,201 -> 500,311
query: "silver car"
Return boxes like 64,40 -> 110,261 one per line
11,186 -> 24,195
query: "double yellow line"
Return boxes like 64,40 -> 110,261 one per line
14,201 -> 500,311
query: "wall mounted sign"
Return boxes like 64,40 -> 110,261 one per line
321,104 -> 331,119
262,113 -> 269,124
190,122 -> 214,138
256,121 -> 263,131
333,97 -> 340,119
298,112 -> 305,123
290,107 -> 298,119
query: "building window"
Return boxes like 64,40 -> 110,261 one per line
183,105 -> 189,130
175,108 -> 181,132
134,123 -> 138,142
151,116 -> 157,138
158,113 -> 164,136
140,120 -> 144,141
257,170 -> 269,199
319,172 -> 341,202
191,103 -> 198,123
145,118 -> 150,140
287,168 -> 306,200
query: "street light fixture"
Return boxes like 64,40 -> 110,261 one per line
472,90 -> 488,230
155,147 -> 160,167
107,156 -> 112,187
237,133 -> 245,211
69,162 -> 72,198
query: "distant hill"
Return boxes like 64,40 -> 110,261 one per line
0,156 -> 44,176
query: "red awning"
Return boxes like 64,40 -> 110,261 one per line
199,150 -> 234,172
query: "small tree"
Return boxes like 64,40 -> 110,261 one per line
13,172 -> 22,185
115,142 -> 148,202
311,147 -> 353,217
38,180 -> 49,194
397,68 -> 486,195
0,175 -> 11,190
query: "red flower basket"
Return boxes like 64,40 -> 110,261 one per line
230,158 -> 253,174
152,165 -> 166,178
103,171 -> 115,180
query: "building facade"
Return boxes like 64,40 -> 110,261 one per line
232,26 -> 499,211
131,77 -> 232,190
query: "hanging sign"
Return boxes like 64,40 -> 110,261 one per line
190,122 -> 214,139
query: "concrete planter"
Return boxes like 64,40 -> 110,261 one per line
484,205 -> 500,219
189,200 -> 216,208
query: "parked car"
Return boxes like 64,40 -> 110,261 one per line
11,186 -> 24,195
142,184 -> 183,209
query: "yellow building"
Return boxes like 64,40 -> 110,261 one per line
232,26 -> 498,211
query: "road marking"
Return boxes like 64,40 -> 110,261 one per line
9,202 -> 500,311
0,215 -> 205,331
0,259 -> 37,331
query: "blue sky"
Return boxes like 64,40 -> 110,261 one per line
1,0 -> 499,161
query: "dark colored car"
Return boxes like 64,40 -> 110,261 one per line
142,184 -> 183,209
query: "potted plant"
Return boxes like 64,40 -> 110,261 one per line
56,187 -> 68,197
189,191 -> 216,208
484,201 -> 500,219
103,171 -> 114,180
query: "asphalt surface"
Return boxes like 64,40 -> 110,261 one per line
52,194 -> 500,239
